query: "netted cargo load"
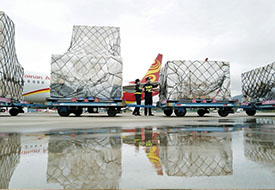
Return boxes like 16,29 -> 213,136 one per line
50,26 -> 123,99
0,11 -> 24,101
0,134 -> 21,189
159,132 -> 232,177
241,62 -> 275,102
159,60 -> 231,101
68,26 -> 121,56
47,135 -> 122,189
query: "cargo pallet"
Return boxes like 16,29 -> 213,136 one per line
159,99 -> 235,117
48,97 -> 126,117
239,100 -> 275,116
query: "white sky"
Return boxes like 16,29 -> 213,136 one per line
1,0 -> 275,96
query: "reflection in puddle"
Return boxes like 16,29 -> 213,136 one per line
0,118 -> 275,189
159,130 -> 232,177
255,118 -> 275,125
123,128 -> 163,175
244,126 -> 275,164
47,135 -> 122,189
0,134 -> 21,189
123,128 -> 233,177
199,117 -> 275,126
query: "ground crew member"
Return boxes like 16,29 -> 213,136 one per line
133,79 -> 142,116
143,77 -> 158,116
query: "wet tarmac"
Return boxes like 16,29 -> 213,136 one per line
0,115 -> 275,189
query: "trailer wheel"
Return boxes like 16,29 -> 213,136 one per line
174,107 -> 186,117
107,107 -> 117,117
197,109 -> 205,117
218,109 -> 229,117
163,109 -> 173,116
9,108 -> 19,116
57,107 -> 70,117
73,108 -> 83,117
246,110 -> 256,116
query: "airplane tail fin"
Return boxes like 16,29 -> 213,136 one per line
140,54 -> 163,83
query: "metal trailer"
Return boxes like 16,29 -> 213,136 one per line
159,99 -> 236,117
0,97 -> 49,116
48,97 -> 126,117
239,100 -> 275,116
0,97 -> 24,116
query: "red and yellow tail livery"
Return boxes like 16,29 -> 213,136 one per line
123,54 -> 163,104
141,54 -> 162,83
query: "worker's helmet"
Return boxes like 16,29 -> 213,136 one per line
135,79 -> 140,84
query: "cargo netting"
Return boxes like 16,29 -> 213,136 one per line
159,132 -> 232,177
159,60 -> 231,101
0,134 -> 21,189
241,62 -> 275,102
47,135 -> 122,189
0,11 -> 24,101
50,26 -> 123,99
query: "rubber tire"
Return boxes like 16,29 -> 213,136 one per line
9,108 -> 19,116
57,107 -> 70,117
174,108 -> 186,117
107,107 -> 117,117
218,109 -> 229,117
18,108 -> 24,113
73,108 -> 83,117
246,110 -> 256,116
164,109 -> 173,116
197,109 -> 205,117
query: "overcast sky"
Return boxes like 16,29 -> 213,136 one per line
1,0 -> 275,96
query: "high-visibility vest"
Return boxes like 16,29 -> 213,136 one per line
144,84 -> 153,93
135,84 -> 142,94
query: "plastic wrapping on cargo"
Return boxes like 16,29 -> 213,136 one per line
0,134 -> 21,189
159,60 -> 231,101
159,133 -> 232,177
0,11 -> 24,101
47,136 -> 122,189
241,62 -> 275,102
50,26 -> 123,99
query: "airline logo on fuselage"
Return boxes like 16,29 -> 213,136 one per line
24,74 -> 50,80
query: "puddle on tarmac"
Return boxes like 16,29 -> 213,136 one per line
0,117 -> 275,189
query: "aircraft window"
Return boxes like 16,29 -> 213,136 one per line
37,81 -> 40,84
33,80 -> 35,83
42,81 -> 44,84
27,80 -> 30,83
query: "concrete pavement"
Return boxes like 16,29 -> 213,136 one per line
0,112 -> 274,133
